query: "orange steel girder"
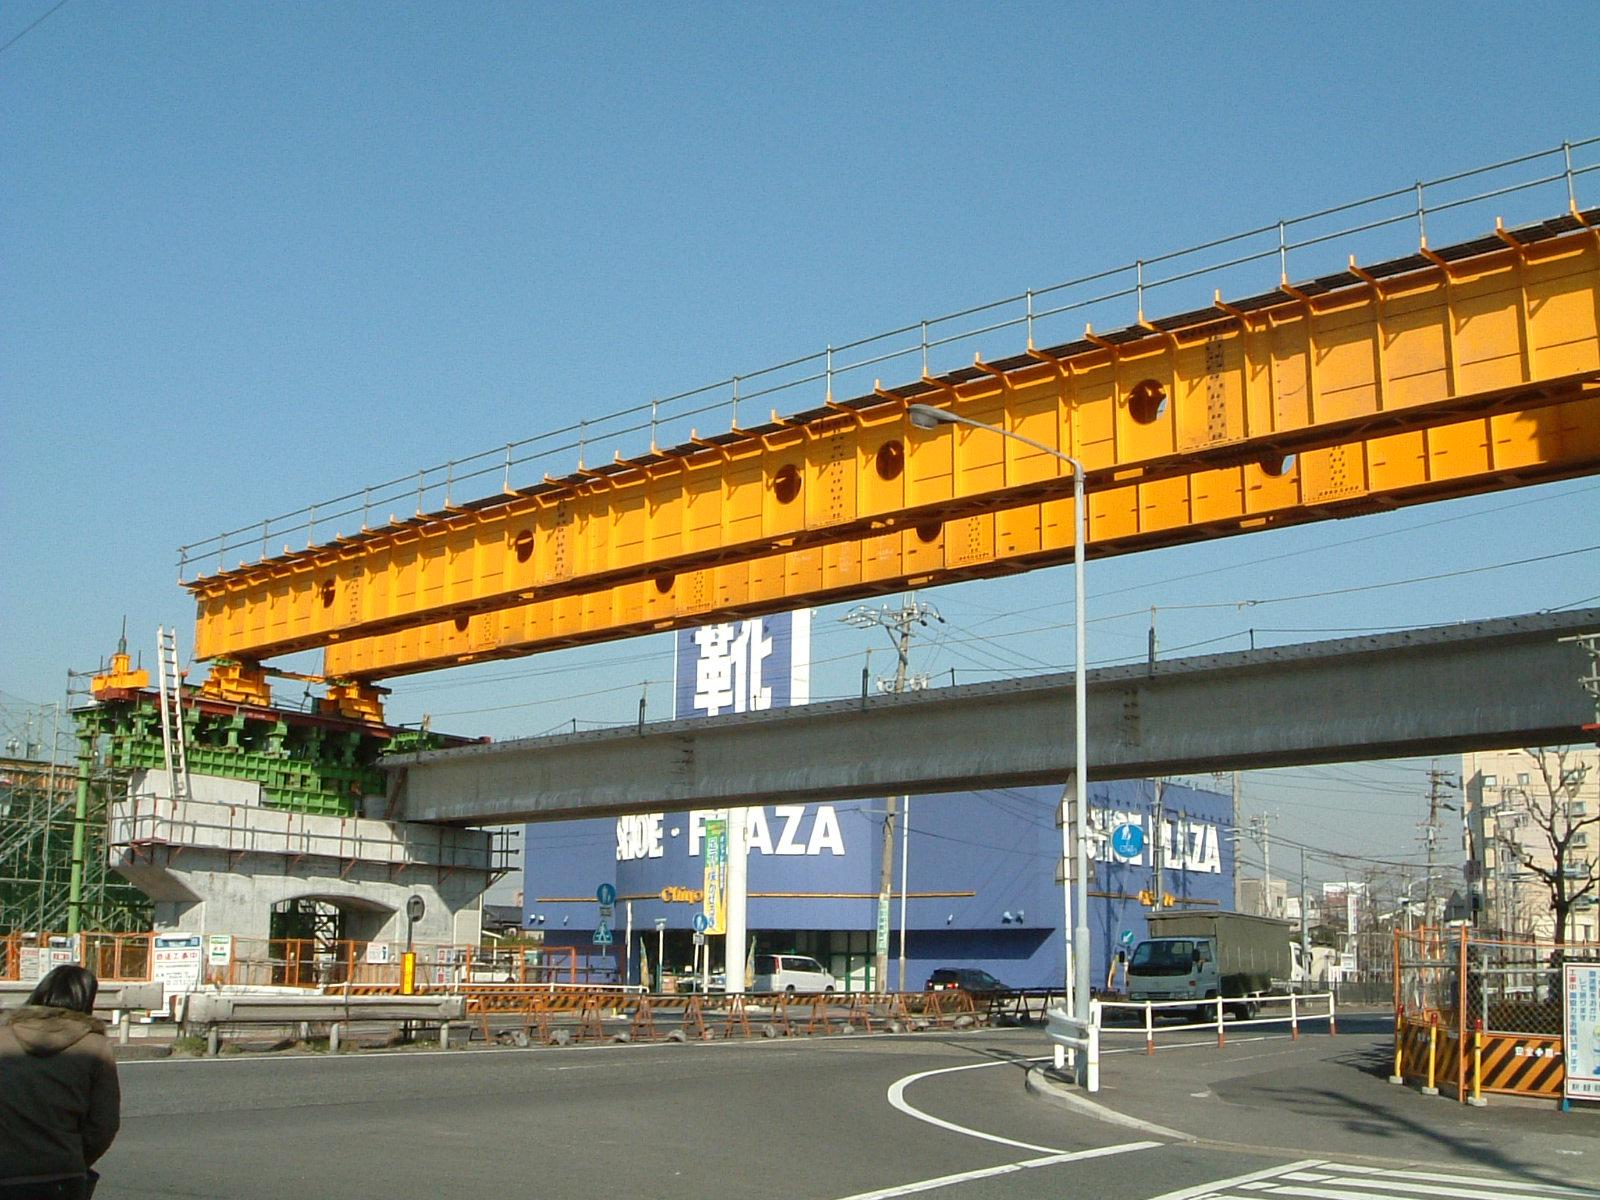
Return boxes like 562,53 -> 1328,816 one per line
187,215 -> 1600,683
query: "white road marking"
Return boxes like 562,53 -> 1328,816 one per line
1152,1160 -> 1600,1200
886,1057 -> 1070,1154
1354,1165 -> 1597,1194
1144,1161 -> 1326,1200
830,1143 -> 1160,1200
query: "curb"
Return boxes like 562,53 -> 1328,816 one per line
1024,1067 -> 1194,1143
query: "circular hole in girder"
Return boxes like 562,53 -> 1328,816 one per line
1128,379 -> 1168,424
875,440 -> 905,481
454,616 -> 470,633
1258,450 -> 1296,477
654,575 -> 675,595
320,579 -> 336,608
513,529 -> 535,563
915,521 -> 942,544
772,464 -> 802,505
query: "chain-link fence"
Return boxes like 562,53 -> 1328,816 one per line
1465,937 -> 1562,1037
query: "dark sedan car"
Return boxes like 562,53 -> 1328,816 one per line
925,967 -> 1012,996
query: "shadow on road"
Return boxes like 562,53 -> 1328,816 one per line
1220,1057 -> 1584,1195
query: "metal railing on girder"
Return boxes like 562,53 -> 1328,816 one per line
177,136 -> 1599,582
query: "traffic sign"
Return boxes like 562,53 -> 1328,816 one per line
596,883 -> 617,906
692,913 -> 710,933
1119,929 -> 1134,947
1110,823 -> 1145,858
592,922 -> 613,946
692,931 -> 705,947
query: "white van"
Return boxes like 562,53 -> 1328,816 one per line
752,953 -> 837,994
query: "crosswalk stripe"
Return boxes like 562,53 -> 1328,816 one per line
1150,1161 -> 1599,1200
1144,1161 -> 1326,1200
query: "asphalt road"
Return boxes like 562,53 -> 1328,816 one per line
100,1021 -> 1599,1200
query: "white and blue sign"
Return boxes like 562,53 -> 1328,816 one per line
596,883 -> 616,906
592,923 -> 613,946
1119,929 -> 1135,947
1110,823 -> 1145,859
692,913 -> 710,933
674,610 -> 810,718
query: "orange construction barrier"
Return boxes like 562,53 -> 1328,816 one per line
575,993 -> 607,1042
629,995 -> 658,1043
721,995 -> 753,1040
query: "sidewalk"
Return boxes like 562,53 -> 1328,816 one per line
1027,1014 -> 1597,1184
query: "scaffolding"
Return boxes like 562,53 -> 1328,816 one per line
0,693 -> 149,935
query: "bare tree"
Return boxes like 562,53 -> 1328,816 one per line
1495,749 -> 1597,947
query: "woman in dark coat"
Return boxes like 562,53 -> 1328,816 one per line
0,965 -> 121,1199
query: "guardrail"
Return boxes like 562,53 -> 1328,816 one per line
1097,991 -> 1338,1054
156,985 -> 991,1056
0,980 -> 164,1020
1045,992 -> 1338,1093
1045,1005 -> 1101,1092
180,992 -> 468,1055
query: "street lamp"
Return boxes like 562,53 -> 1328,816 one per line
905,402 -> 1092,1063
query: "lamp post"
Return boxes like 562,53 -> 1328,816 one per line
905,402 -> 1091,1064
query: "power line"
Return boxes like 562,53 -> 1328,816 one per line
0,0 -> 70,57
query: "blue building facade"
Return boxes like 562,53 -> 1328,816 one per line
523,610 -> 1236,990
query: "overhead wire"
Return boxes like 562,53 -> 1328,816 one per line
0,0 -> 70,57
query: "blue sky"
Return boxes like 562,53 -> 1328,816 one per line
3,2 -> 1597,884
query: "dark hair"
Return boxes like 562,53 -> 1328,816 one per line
25,964 -> 99,1014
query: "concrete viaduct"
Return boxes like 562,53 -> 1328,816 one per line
383,608 -> 1599,825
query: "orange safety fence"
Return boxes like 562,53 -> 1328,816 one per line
1393,927 -> 1600,1103
465,987 -> 993,1047
2,932 -> 156,982
0,931 -> 584,991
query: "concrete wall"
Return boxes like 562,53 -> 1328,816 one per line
114,770 -> 490,945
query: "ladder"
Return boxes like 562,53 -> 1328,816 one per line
156,627 -> 191,806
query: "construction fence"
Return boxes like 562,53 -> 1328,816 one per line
1393,926 -> 1600,1102
0,930 -> 590,992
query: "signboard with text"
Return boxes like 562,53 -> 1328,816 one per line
702,817 -> 727,935
1565,962 -> 1600,1104
153,934 -> 204,1001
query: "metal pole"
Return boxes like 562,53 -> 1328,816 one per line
888,615 -> 910,993
1071,461 -> 1092,1069
656,920 -> 666,994
898,793 -> 911,993
1151,779 -> 1165,908
905,403 -> 1091,1079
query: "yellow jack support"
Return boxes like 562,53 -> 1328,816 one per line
319,681 -> 389,725
197,660 -> 274,709
90,649 -> 149,697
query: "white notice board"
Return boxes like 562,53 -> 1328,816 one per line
153,934 -> 204,1002
1564,962 -> 1600,1105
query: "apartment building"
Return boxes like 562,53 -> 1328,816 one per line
1461,747 -> 1599,942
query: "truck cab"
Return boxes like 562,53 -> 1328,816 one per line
1125,910 -> 1291,1018
1127,936 -> 1219,1006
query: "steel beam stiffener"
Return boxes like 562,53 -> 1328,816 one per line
187,214 -> 1600,703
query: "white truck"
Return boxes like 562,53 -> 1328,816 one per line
1126,911 -> 1294,1018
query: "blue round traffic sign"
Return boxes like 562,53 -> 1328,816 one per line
596,883 -> 616,906
1110,823 -> 1145,858
692,913 -> 710,933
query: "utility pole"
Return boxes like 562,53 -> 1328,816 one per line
1231,772 -> 1243,910
1421,763 -> 1456,930
842,596 -> 943,992
1300,847 -> 1310,980
1248,819 -> 1273,921
1151,779 -> 1165,908
1250,813 -> 1275,917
